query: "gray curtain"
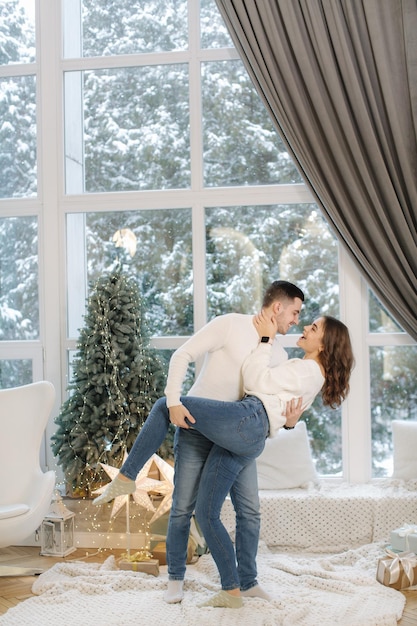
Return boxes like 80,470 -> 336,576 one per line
215,0 -> 417,339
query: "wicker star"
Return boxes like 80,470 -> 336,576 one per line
94,453 -> 166,518
148,453 -> 174,524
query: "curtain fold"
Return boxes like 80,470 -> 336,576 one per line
215,0 -> 417,339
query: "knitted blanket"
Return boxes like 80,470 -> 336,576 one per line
0,543 -> 406,625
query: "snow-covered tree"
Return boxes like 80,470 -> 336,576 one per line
0,1 -> 36,199
0,217 -> 38,341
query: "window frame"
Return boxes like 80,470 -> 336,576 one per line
0,0 -> 415,483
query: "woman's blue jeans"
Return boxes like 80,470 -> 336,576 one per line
121,395 -> 269,590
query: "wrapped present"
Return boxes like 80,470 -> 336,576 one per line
151,540 -> 195,566
150,511 -> 170,543
190,516 -> 208,556
150,512 -> 207,558
118,551 -> 159,576
151,541 -> 168,565
376,549 -> 417,590
390,524 -> 417,553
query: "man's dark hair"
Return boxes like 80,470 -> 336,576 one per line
262,280 -> 305,308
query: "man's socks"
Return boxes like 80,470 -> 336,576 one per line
165,584 -> 270,607
164,580 -> 184,604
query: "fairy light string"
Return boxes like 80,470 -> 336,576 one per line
51,267 -> 169,540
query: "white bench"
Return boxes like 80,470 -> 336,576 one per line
221,482 -> 417,552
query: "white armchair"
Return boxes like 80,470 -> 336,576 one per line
0,381 -> 56,575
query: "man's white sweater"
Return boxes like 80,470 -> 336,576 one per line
164,313 -> 288,406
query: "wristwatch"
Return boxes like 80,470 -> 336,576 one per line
283,425 -> 295,430
260,336 -> 270,343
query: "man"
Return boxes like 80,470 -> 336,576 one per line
164,280 -> 304,603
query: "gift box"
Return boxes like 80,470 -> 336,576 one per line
118,553 -> 159,577
150,511 -> 170,544
151,540 -> 195,566
152,541 -> 168,565
390,525 -> 417,553
376,549 -> 417,590
190,516 -> 208,556
150,511 -> 205,564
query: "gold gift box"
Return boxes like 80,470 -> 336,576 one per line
151,540 -> 196,566
151,541 -> 168,565
376,550 -> 417,590
118,552 -> 160,577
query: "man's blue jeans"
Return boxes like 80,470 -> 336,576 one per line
166,427 -> 262,591
120,395 -> 269,591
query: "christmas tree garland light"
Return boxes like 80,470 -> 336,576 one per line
51,267 -> 169,497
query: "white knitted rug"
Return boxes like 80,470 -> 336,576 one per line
0,542 -> 406,626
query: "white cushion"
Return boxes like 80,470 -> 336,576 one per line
256,421 -> 318,489
392,420 -> 417,480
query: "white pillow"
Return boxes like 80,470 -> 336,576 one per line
392,420 -> 417,480
256,421 -> 318,489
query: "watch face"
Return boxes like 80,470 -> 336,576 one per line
261,336 -> 270,343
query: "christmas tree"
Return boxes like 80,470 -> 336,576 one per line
52,266 -> 171,495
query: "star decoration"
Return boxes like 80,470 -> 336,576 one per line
93,453 -> 167,518
148,453 -> 174,524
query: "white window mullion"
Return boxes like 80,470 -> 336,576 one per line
188,0 -> 207,333
192,203 -> 207,331
63,0 -> 84,195
37,0 -> 64,471
339,246 -> 372,482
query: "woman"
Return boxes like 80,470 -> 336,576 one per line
93,313 -> 354,607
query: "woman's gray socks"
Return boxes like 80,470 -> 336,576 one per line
92,474 -> 136,505
198,590 -> 243,609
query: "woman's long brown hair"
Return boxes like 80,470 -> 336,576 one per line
319,316 -> 354,407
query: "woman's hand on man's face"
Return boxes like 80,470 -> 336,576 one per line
253,310 -> 278,338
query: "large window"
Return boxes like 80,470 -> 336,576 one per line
0,1 -> 41,389
0,0 -> 415,481
369,298 -> 417,476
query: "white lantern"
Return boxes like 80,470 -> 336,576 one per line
40,490 -> 76,557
